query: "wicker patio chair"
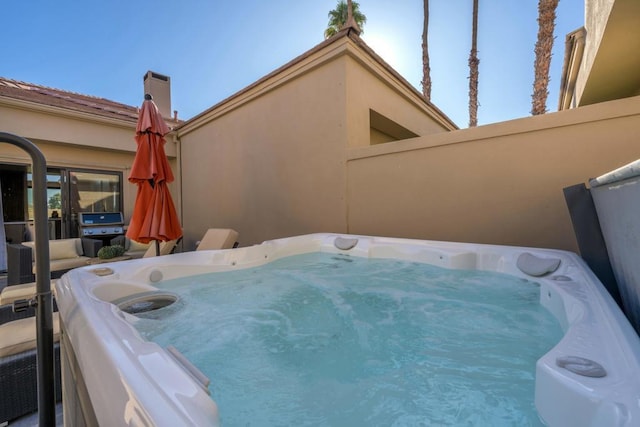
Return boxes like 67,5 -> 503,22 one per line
0,304 -> 62,424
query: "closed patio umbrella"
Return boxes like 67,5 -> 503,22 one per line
126,94 -> 182,254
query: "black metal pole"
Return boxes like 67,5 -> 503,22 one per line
0,132 -> 55,425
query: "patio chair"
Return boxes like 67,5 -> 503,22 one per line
110,236 -> 152,259
142,239 -> 180,257
6,237 -> 103,285
196,229 -> 239,251
0,305 -> 62,424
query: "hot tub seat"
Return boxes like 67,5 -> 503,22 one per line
6,237 -> 103,285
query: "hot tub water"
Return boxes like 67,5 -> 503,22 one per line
133,253 -> 563,426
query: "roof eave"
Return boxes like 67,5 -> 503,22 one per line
0,95 -> 138,129
345,30 -> 458,130
177,28 -> 458,134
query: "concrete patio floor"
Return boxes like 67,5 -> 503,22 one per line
6,404 -> 63,427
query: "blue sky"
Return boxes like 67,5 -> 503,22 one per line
3,0 -> 584,128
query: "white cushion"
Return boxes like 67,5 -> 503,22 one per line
0,312 -> 60,357
31,257 -> 90,274
49,257 -> 90,272
22,239 -> 80,261
0,281 -> 56,305
49,239 -> 80,260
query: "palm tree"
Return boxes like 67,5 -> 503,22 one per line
468,0 -> 480,127
421,0 -> 432,101
324,0 -> 367,39
531,0 -> 559,115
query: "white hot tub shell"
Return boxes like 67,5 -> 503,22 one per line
55,233 -> 640,426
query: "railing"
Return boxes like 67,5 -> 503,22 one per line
0,132 -> 55,426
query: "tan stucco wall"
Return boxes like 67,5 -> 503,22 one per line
179,58 -> 350,250
180,75 -> 638,253
181,94 -> 640,252
4,27 -> 637,254
178,36 -> 454,250
347,95 -> 640,252
344,53 -> 453,148
579,0 -> 612,101
0,102 -> 177,157
1,140 -> 137,221
577,0 -> 640,106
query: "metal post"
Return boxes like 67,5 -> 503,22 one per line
0,132 -> 55,425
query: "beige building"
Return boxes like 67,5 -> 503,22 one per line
558,0 -> 640,109
0,72 -> 179,246
1,0 -> 640,256
175,27 -> 457,250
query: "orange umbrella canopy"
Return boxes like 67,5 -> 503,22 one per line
126,95 -> 182,244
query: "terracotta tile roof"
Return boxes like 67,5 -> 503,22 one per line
0,76 -> 139,122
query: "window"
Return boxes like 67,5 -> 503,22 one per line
27,170 -> 122,219
68,171 -> 122,214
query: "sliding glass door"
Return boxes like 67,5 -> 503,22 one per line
1,164 -> 122,241
64,170 -> 122,238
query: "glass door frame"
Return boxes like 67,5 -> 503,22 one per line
25,167 -> 123,239
61,168 -> 124,238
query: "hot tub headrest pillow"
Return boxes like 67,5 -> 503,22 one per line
516,252 -> 561,277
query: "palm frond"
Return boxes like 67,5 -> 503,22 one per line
324,0 -> 367,39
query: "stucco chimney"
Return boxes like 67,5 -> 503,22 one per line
143,71 -> 171,118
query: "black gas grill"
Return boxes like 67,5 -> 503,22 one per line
78,212 -> 125,242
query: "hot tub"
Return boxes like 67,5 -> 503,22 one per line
55,233 -> 640,426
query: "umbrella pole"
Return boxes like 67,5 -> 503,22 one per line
155,240 -> 160,256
